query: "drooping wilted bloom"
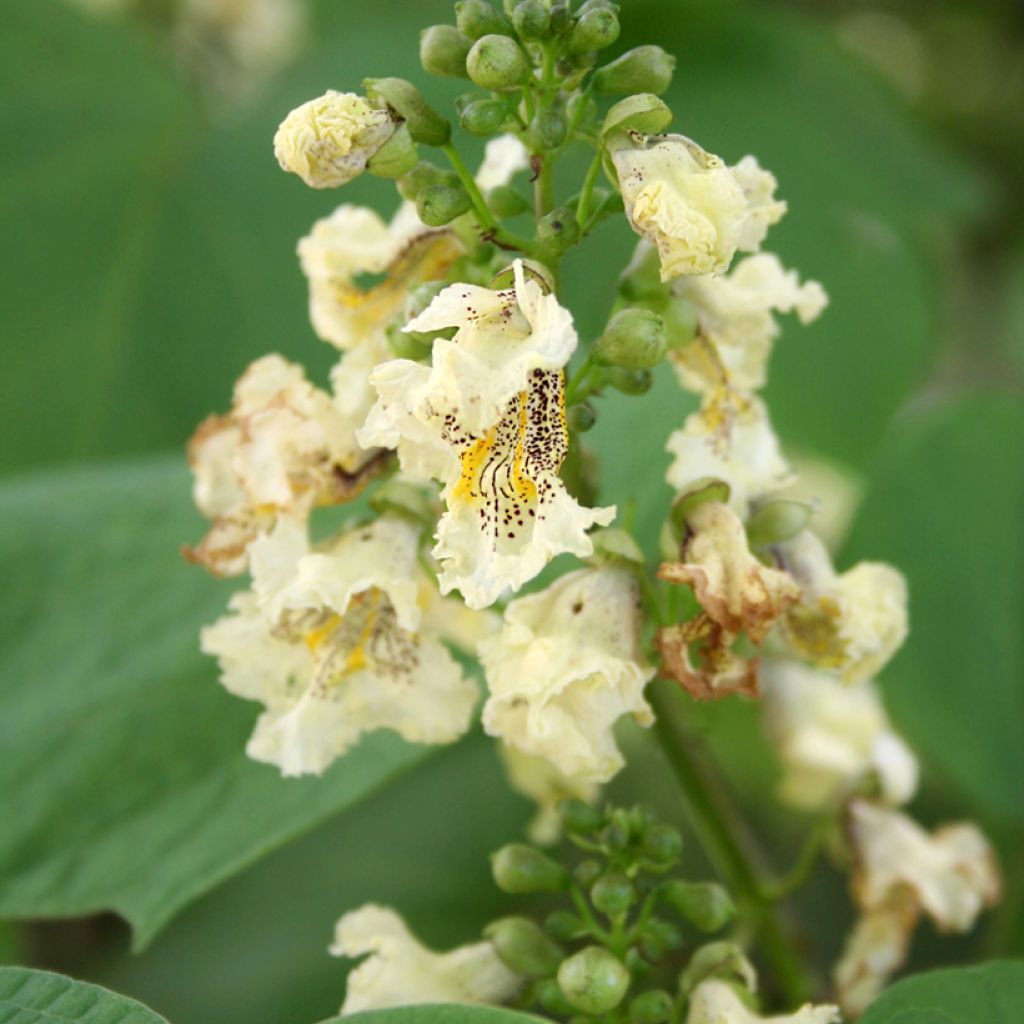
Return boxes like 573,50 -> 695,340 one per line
686,979 -> 840,1024
274,90 -> 396,188
331,904 -> 520,1012
761,660 -> 918,810
201,517 -> 479,776
481,567 -> 654,783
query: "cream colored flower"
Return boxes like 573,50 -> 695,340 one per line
666,394 -> 794,518
185,354 -> 383,576
672,253 -> 828,394
298,202 -> 462,349
780,531 -> 908,685
729,156 -> 788,253
686,979 -> 840,1024
481,567 -> 654,783
274,90 -> 396,188
331,904 -> 520,1013
475,133 -> 530,192
761,660 -> 918,810
201,517 -> 478,776
498,742 -> 599,845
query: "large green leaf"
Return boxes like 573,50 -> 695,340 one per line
0,458 -> 434,948
842,397 -> 1024,822
860,960 -> 1024,1023
0,967 -> 168,1024
323,1008 -> 547,1024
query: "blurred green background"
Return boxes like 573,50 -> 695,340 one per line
1,0 -> 1021,1021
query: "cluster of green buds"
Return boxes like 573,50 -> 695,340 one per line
484,801 -> 750,1021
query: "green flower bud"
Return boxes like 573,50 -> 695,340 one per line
467,34 -> 531,90
558,946 -> 631,1014
567,402 -> 597,433
574,858 -> 603,888
487,184 -> 531,217
678,941 -> 756,995
512,0 -> 551,40
491,842 -> 570,893
386,319 -> 431,358
745,500 -> 814,550
600,818 -> 631,850
594,308 -> 667,370
591,870 -> 635,918
577,0 -> 619,12
549,3 -> 572,35
629,990 -> 674,1024
562,798 -> 604,834
594,45 -> 675,95
416,182 -> 472,225
641,823 -> 683,866
545,909 -> 586,942
638,918 -> 683,963
485,916 -> 564,979
662,880 -> 736,933
537,205 -> 579,253
537,978 -> 576,1016
607,367 -> 652,395
364,77 -> 450,146
366,123 -> 419,178
456,0 -> 514,39
396,161 -> 453,201
602,93 -> 672,137
459,97 -> 509,135
567,6 -> 620,54
527,108 -> 568,150
663,296 -> 698,348
420,25 -> 472,78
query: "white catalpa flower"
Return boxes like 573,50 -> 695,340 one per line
672,253 -> 828,394
761,660 -> 918,810
274,90 -> 396,188
780,530 -> 908,685
666,394 -> 794,518
481,567 -> 654,783
686,979 -> 840,1024
475,133 -> 530,192
331,904 -> 520,1013
498,742 -> 599,845
185,354 -> 383,576
201,517 -> 478,776
611,133 -> 786,280
298,202 -> 462,349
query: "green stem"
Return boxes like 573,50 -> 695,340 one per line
761,816 -> 832,902
648,680 -> 814,1006
441,142 -> 496,231
576,150 -> 603,225
571,885 -> 614,945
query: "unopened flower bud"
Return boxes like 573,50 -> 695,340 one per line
537,205 -> 580,253
416,182 -> 472,226
467,34 -> 530,90
528,108 -> 568,151
512,0 -> 551,40
745,499 -> 813,549
591,870 -> 635,917
629,989 -> 674,1024
485,916 -> 564,978
559,946 -> 631,1014
562,798 -> 605,834
641,823 -> 683,866
568,6 -> 620,54
456,0 -> 514,39
574,858 -> 603,888
594,45 -> 675,95
420,25 -> 472,78
459,98 -> 509,135
396,161 -> 458,201
537,977 -> 576,1016
567,402 -> 597,433
594,308 -> 667,370
678,941 -> 756,994
491,842 -> 570,892
662,880 -> 736,932
386,319 -> 431,358
638,918 -> 683,962
545,910 -> 586,942
549,3 -> 572,35
600,817 -> 631,850
487,184 -> 531,217
364,77 -> 450,146
607,367 -> 652,395
367,124 -> 419,178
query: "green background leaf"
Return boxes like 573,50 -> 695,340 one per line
0,967 -> 168,1024
322,1006 -> 548,1024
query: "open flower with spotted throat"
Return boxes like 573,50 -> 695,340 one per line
480,566 -> 654,784
359,261 -> 615,608
331,904 -> 520,1013
185,354 -> 387,577
201,516 -> 480,776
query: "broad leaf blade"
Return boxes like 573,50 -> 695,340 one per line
0,967 -> 169,1024
321,1006 -> 549,1024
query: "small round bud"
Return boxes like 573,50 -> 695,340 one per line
537,205 -> 580,253
638,918 -> 683,963
487,185 -> 531,217
642,823 -> 683,866
593,45 -> 676,96
567,7 -> 620,54
573,858 -> 603,888
549,3 -> 572,35
456,0 -> 513,39
386,319 -> 431,359
491,843 -> 570,893
512,0 -> 551,40
527,108 -> 568,150
600,818 -> 630,850
459,98 -> 509,136
485,916 -> 564,978
562,799 -> 604,834
594,308 -> 668,371
607,367 -> 652,395
745,500 -> 814,550
629,990 -> 674,1024
591,870 -> 635,918
545,909 -> 586,942
662,880 -> 736,933
416,183 -> 472,226
420,25 -> 472,78
558,946 -> 631,1014
467,34 -> 530,90
396,161 -> 453,201
567,402 -> 596,433
537,978 -> 576,1016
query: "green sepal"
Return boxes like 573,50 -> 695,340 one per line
364,77 -> 451,146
